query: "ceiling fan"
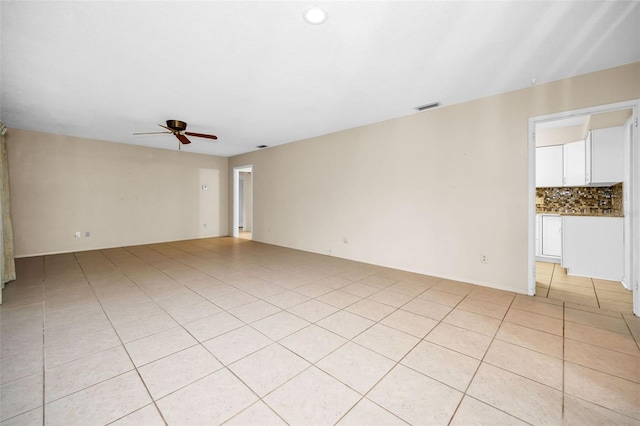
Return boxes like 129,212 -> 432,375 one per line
133,120 -> 218,147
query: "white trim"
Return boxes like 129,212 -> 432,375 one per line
528,117 -> 537,295
623,114 -> 634,291
528,100 -> 639,316
233,165 -> 253,238
629,110 -> 640,316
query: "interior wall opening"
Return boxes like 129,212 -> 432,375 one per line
528,100 -> 639,316
233,165 -> 253,239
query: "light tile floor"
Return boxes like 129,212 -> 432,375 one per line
1,238 -> 639,425
536,261 -> 634,312
238,231 -> 252,240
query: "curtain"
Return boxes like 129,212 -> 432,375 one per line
1,121 -> 16,294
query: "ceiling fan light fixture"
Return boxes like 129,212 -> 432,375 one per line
303,5 -> 328,25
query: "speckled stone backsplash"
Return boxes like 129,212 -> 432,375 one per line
536,183 -> 623,216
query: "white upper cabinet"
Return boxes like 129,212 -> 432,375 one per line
587,126 -> 624,185
563,140 -> 586,186
536,145 -> 563,187
536,125 -> 624,188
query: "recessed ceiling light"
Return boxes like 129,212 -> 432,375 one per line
303,6 -> 328,25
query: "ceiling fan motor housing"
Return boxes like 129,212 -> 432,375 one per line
166,119 -> 187,132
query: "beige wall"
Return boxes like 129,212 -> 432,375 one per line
536,125 -> 585,147
7,130 -> 228,256
229,62 -> 640,294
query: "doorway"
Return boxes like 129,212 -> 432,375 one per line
528,100 -> 639,316
233,165 -> 253,239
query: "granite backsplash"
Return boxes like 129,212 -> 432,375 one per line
536,183 -> 623,217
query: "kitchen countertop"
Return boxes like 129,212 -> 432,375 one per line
536,210 -> 623,217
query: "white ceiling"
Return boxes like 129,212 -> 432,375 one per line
535,108 -> 633,147
1,1 -> 639,157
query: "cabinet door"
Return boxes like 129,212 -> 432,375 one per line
541,215 -> 562,258
536,145 -> 563,187
562,216 -> 623,280
591,126 -> 624,184
563,140 -> 586,186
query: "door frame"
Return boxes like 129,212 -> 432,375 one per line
233,165 -> 253,238
528,100 -> 639,316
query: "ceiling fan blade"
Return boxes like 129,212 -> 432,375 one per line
184,131 -> 218,140
158,124 -> 174,132
176,134 -> 191,144
133,131 -> 172,135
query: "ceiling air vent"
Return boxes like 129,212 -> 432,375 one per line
415,102 -> 440,111
257,145 -> 268,149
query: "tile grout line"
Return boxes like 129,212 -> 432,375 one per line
7,244 -> 635,424
233,276 -> 441,425
444,293 -> 533,426
547,262 -> 617,307
111,244 -> 253,417
591,277 -> 601,309
330,285 -> 446,425
116,242 -> 359,425
621,315 -> 640,351
72,251 -> 170,426
340,288 -> 507,424
245,278 -> 421,424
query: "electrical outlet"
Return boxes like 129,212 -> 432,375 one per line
85,231 -> 91,237
74,232 -> 81,238
481,254 -> 488,264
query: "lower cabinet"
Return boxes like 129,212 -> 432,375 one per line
541,215 -> 562,258
562,216 -> 624,281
